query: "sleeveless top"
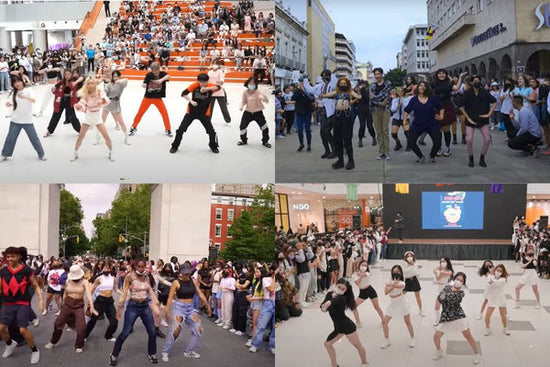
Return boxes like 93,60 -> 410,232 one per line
97,274 -> 115,293
176,279 -> 195,300
65,279 -> 86,298
354,271 -> 371,289
129,272 -> 150,299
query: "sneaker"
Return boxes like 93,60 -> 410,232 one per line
235,331 -> 243,336
161,319 -> 169,327
385,154 -> 391,160
38,156 -> 47,161
70,152 -> 79,162
165,130 -> 173,137
409,338 -> 416,348
44,343 -> 56,350
419,310 -> 425,317
108,338 -> 116,342
41,309 -> 47,316
416,156 -> 426,163
432,349 -> 444,360
222,325 -> 230,330
32,318 -> 40,327
148,354 -> 159,364
262,142 -> 272,148
443,147 -> 451,157
108,151 -> 114,162
215,319 -> 223,324
129,127 -> 136,136
109,355 -> 117,366
156,329 -> 166,338
245,339 -> 252,347
503,327 -> 510,335
75,348 -> 83,353
249,346 -> 257,353
380,339 -> 391,349
476,313 -> 482,320
513,301 -> 520,309
54,311 -> 61,316
433,319 -> 439,326
161,352 -> 169,362
218,322 -> 224,327
484,327 -> 491,336
270,348 -> 275,354
473,354 -> 481,364
535,303 -> 541,309
430,157 -> 436,163
376,154 -> 385,160
229,328 -> 237,333
31,350 -> 40,365
169,147 -> 177,154
2,340 -> 18,358
183,351 -> 200,359
300,302 -> 310,308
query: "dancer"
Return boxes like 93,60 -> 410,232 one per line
403,81 -> 444,163
433,257 -> 453,326
249,264 -> 277,354
320,77 -> 361,170
0,246 -> 44,365
370,67 -> 393,160
355,80 -> 376,147
484,264 -> 510,336
208,59 -> 231,124
35,58 -> 62,117
42,260 -> 65,316
389,87 -> 410,151
292,81 -> 313,151
170,73 -> 221,154
245,267 -> 264,347
403,251 -> 424,316
432,272 -> 481,364
432,69 -> 461,156
380,265 -> 415,349
351,260 -> 384,328
161,262 -> 211,362
72,76 -> 113,161
476,260 -> 494,320
130,62 -> 172,137
109,259 -> 160,366
320,278 -> 368,367
1,76 -> 46,161
459,75 -> 497,167
514,244 -> 541,309
45,265 -> 96,353
103,70 -> 130,144
44,69 -> 82,137
237,76 -> 271,148
85,262 -> 119,341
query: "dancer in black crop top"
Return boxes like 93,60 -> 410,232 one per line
320,278 -> 368,367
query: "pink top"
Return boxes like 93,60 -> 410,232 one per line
77,92 -> 109,113
241,89 -> 267,113
208,69 -> 226,97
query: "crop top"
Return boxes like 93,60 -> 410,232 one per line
97,274 -> 114,293
128,272 -> 150,299
176,279 -> 195,299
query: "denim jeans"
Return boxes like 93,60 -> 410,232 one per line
295,112 -> 312,146
112,300 -> 157,357
162,300 -> 201,354
1,122 -> 45,158
0,71 -> 10,91
251,299 -> 275,350
276,118 -> 282,136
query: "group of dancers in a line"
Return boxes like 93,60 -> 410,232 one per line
319,248 -> 542,366
0,61 -> 271,162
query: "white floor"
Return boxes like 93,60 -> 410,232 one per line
0,81 -> 274,183
276,259 -> 550,367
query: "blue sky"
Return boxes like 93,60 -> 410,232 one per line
280,0 -> 427,72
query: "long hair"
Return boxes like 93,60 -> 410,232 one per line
10,75 -> 25,111
77,76 -> 100,99
453,271 -> 467,286
336,77 -> 351,92
415,81 -> 433,97
478,260 -> 493,276
391,264 -> 404,281
441,257 -> 454,275
494,264 -> 508,279
335,278 -> 356,310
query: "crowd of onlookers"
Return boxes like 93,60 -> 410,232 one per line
512,216 -> 550,278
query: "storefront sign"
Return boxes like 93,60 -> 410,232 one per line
535,2 -> 550,30
470,23 -> 507,47
292,203 -> 310,210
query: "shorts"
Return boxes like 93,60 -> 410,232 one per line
82,111 -> 103,126
358,286 -> 378,300
519,269 -> 538,286
0,304 -> 31,328
250,300 -> 263,311
392,118 -> 403,127
486,294 -> 506,308
436,317 -> 469,334
404,276 -> 421,292
328,259 -> 339,272
47,286 -> 62,295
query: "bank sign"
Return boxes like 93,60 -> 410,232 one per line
471,23 -> 507,47
535,2 -> 550,30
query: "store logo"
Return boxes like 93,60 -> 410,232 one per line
535,2 -> 550,30
292,203 -> 310,210
470,23 -> 507,47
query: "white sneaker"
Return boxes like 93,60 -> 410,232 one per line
356,321 -> 363,328
409,338 -> 416,348
380,339 -> 391,349
41,309 -> 47,316
75,348 -> 83,354
419,310 -> 425,317
484,327 -> 491,336
108,338 -> 116,342
229,328 -> 237,333
44,343 -> 56,350
235,331 -> 243,336
215,319 -> 222,324
54,311 -> 61,316
70,151 -> 79,162
108,151 -> 114,161
249,346 -> 257,353
32,318 -> 40,327
535,303 -> 541,309
476,313 -> 482,320
473,354 -> 481,364
162,352 -> 169,362
245,339 -> 252,347
432,349 -> 444,360
433,319 -> 439,326
513,301 -> 520,309
161,319 -> 169,327
503,327 -> 510,335
300,302 -> 310,308
222,325 -> 230,330
31,350 -> 40,365
2,340 -> 17,358
270,348 -> 275,354
183,351 -> 200,359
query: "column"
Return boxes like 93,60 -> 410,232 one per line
32,29 -> 47,52
14,30 -> 23,45
0,27 -> 10,52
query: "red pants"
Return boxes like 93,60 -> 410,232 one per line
132,97 -> 171,130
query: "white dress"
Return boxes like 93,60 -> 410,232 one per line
486,275 -> 506,308
384,281 -> 410,318
434,267 -> 451,293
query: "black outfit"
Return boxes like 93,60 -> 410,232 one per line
319,81 -> 335,157
292,88 -> 314,147
508,132 -> 540,152
85,295 -> 118,340
461,88 -> 497,128
176,279 -> 195,299
404,276 -> 421,292
394,215 -> 404,240
212,91 -> 231,123
239,110 -> 269,144
333,96 -> 354,168
232,271 -> 250,333
358,286 -> 378,300
197,268 -> 212,290
502,109 -> 518,139
357,87 -> 375,141
104,1 -> 111,17
322,292 -> 356,341
47,82 -> 81,134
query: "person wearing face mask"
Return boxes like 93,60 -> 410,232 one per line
211,262 -> 224,323
484,264 -> 509,336
351,260 -> 384,328
476,260 -> 494,320
433,257 -> 453,326
320,278 -> 368,367
295,242 -> 315,308
320,77 -> 362,170
237,76 -> 271,148
402,251 -> 424,316
85,262 -> 119,341
514,244 -> 541,309
207,59 -> 231,124
458,75 -> 497,167
102,70 -> 130,144
433,272 -> 481,364
500,77 -> 518,139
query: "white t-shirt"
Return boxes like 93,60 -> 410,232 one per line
11,88 -> 35,124
262,276 -> 275,300
47,269 -> 65,291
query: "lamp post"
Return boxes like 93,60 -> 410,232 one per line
60,224 -> 81,258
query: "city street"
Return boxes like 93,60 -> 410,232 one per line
276,121 -> 550,183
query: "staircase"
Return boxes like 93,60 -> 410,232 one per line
82,0 -> 275,83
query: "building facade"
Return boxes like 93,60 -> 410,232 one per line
401,24 -> 430,76
334,32 -> 356,79
209,193 -> 256,251
214,184 -> 258,196
428,0 -> 550,79
356,61 -> 374,82
275,0 -> 308,87
307,0 -> 336,78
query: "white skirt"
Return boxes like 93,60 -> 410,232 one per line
519,269 -> 538,286
82,111 -> 103,126
436,317 -> 469,334
385,296 -> 410,318
486,293 -> 506,308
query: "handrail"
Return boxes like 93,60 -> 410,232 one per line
74,1 -> 102,50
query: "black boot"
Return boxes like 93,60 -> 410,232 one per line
327,151 -> 338,159
345,158 -> 355,170
394,141 -> 402,151
155,327 -> 166,339
321,150 -> 330,158
468,155 -> 474,167
372,138 -> 377,146
358,138 -> 363,147
462,135 -> 466,144
332,158 -> 344,169
479,155 -> 487,167
452,134 -> 458,145
297,144 -> 304,152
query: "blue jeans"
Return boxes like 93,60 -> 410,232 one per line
295,112 -> 312,146
276,118 -> 282,136
162,300 -> 201,354
0,71 -> 9,91
251,299 -> 275,350
1,122 -> 45,158
112,300 -> 157,357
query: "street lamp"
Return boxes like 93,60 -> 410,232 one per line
59,224 -> 81,258
112,225 -> 147,259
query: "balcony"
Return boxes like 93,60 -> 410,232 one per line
431,11 -> 476,51
275,54 -> 304,72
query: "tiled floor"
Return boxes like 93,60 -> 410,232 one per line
276,260 -> 550,367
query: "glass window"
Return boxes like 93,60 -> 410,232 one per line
215,208 -> 222,220
227,225 -> 232,238
478,0 -> 483,11
215,224 -> 222,237
228,209 -> 234,221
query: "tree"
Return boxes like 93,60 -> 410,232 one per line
59,189 -> 89,257
220,184 -> 275,263
385,68 -> 408,88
